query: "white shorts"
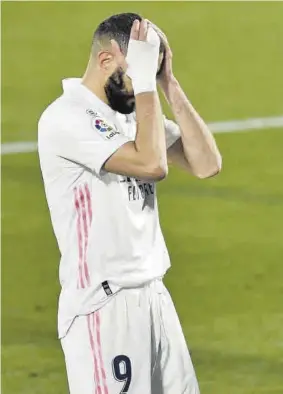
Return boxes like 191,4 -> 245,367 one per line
61,279 -> 200,394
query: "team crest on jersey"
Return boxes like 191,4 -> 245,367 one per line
86,109 -> 120,140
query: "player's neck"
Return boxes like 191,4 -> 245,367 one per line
81,68 -> 110,108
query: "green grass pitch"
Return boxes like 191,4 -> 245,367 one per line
2,2 -> 283,393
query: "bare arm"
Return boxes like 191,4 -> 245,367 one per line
104,19 -> 168,181
165,79 -> 222,178
104,91 -> 167,181
150,21 -> 222,178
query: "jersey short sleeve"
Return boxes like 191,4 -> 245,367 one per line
39,106 -> 130,175
164,116 -> 181,149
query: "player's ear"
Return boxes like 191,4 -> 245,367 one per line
97,51 -> 116,73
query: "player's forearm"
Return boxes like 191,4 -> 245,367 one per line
163,79 -> 222,178
134,92 -> 168,177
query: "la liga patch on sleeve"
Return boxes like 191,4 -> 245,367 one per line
93,118 -> 112,133
86,109 -> 120,140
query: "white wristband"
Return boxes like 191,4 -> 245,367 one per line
126,27 -> 160,95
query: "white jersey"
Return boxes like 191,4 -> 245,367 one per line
38,78 -> 181,338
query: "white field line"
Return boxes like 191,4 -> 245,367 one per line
1,115 -> 283,155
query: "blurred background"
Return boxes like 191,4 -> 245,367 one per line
2,2 -> 283,393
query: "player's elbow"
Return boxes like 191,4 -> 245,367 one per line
147,162 -> 168,181
195,154 -> 222,179
197,166 -> 221,179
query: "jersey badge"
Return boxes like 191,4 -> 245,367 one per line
86,109 -> 120,140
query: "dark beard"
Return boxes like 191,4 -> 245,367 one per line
104,68 -> 135,115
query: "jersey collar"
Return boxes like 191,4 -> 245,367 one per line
62,78 -> 116,119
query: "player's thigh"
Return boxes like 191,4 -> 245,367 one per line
152,287 -> 200,394
61,290 -> 152,394
61,314 -> 96,394
99,289 -> 152,394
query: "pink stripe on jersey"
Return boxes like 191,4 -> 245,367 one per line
94,311 -> 109,394
87,314 -> 102,394
79,186 -> 91,287
74,188 -> 85,288
85,184 -> 93,223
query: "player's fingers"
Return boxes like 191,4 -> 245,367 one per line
148,21 -> 169,48
138,19 -> 148,41
151,22 -> 161,37
148,21 -> 163,38
130,19 -> 140,40
166,47 -> 173,59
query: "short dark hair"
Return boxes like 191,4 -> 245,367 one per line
93,13 -> 165,56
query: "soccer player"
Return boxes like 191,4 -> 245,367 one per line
38,13 -> 221,394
